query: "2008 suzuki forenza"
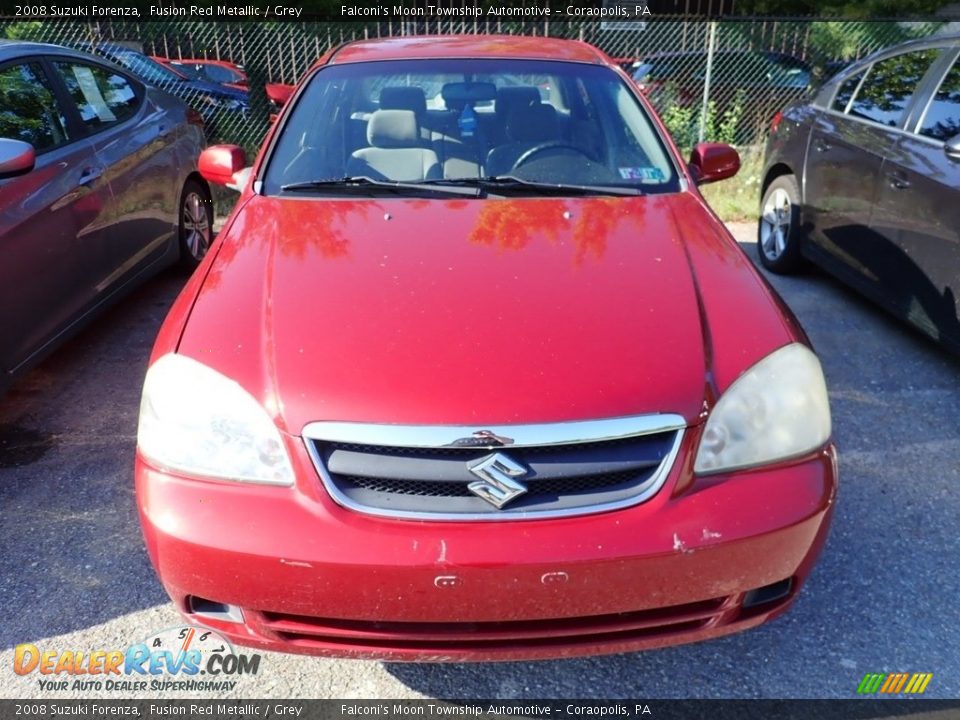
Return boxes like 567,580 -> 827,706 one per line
135,35 -> 837,661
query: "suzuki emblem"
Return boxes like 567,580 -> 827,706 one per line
467,452 -> 529,509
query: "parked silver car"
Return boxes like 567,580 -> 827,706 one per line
0,40 -> 213,393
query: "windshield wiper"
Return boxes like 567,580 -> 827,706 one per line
469,176 -> 645,197
280,175 -> 645,198
280,176 -> 481,197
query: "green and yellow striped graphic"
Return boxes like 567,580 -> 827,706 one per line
857,672 -> 933,694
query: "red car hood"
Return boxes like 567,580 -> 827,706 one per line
179,195 -> 712,434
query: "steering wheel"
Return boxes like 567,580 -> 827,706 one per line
510,142 -> 596,172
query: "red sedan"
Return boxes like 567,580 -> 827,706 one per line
135,35 -> 837,662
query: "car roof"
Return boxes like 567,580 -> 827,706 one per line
0,39 -> 101,63
638,49 -> 802,61
640,49 -> 767,58
174,58 -> 242,67
871,31 -> 960,54
326,35 -> 609,66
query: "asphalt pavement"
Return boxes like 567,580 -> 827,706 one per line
1,222 -> 958,700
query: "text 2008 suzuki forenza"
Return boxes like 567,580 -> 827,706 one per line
136,36 -> 836,661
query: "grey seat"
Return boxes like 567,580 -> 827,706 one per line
485,103 -> 561,177
346,110 -> 442,182
379,86 -> 431,142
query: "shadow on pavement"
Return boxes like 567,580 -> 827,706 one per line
0,269 -> 187,650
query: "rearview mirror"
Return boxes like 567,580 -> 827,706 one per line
198,145 -> 248,189
688,142 -> 740,185
441,81 -> 497,104
0,138 -> 36,179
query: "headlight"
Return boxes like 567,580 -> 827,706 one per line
694,343 -> 831,474
138,354 -> 294,485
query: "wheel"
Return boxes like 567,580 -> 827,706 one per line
757,174 -> 804,274
510,142 -> 595,172
178,179 -> 213,270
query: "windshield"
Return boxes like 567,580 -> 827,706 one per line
262,58 -> 679,196
201,62 -> 245,84
170,62 -> 203,81
766,54 -> 811,87
108,50 -> 185,86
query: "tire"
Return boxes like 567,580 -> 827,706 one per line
178,179 -> 213,270
757,174 -> 804,274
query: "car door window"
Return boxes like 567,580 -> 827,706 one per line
53,61 -> 140,133
831,71 -> 865,112
918,57 -> 960,142
0,62 -> 70,152
848,49 -> 939,127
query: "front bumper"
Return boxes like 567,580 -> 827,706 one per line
136,435 -> 837,662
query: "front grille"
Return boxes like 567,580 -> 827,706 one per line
302,415 -> 685,520
344,469 -> 640,498
256,596 -> 728,651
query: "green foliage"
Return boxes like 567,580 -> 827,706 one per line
803,20 -> 947,86
707,90 -> 747,146
659,85 -> 747,152
808,20 -> 943,63
734,0 -> 947,16
4,21 -> 47,41
0,63 -> 65,149
659,89 -> 698,151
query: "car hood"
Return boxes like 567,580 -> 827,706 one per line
179,195 -> 714,434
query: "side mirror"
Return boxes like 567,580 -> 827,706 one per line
0,138 -> 36,179
198,144 -> 247,188
688,142 -> 740,185
945,134 -> 960,162
266,83 -> 295,109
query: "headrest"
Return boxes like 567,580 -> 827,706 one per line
496,86 -> 540,116
379,86 -> 426,122
507,104 -> 559,142
367,110 -> 419,148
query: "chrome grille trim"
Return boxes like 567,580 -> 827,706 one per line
302,414 -> 686,449
302,414 -> 687,522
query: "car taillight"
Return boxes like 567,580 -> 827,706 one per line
187,108 -> 205,129
769,111 -> 783,135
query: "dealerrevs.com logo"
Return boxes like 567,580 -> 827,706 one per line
13,626 -> 261,693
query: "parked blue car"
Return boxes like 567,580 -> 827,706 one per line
76,42 -> 248,141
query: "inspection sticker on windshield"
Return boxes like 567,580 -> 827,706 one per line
619,167 -> 665,181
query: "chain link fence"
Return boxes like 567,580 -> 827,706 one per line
1,17 -> 949,149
